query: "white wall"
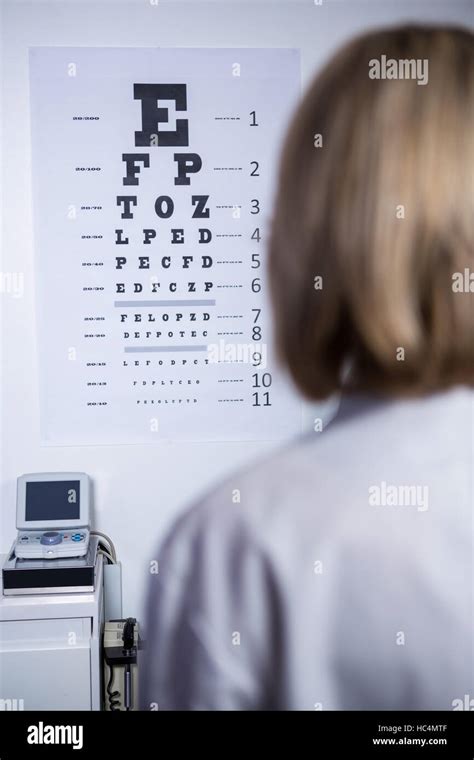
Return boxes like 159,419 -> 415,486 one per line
1,0 -> 472,618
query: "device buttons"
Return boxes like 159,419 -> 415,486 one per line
71,533 -> 83,542
40,531 -> 62,545
20,535 -> 29,543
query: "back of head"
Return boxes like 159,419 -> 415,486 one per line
269,26 -> 474,399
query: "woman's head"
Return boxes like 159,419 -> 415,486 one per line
269,25 -> 473,399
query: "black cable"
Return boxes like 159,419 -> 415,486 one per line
106,665 -> 121,711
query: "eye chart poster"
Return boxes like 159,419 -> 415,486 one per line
29,47 -> 302,445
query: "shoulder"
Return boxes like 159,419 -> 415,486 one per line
160,386 -> 473,567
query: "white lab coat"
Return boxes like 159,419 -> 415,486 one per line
141,387 -> 473,710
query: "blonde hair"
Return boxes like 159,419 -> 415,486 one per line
269,26 -> 474,398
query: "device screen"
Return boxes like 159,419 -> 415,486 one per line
25,480 -> 81,522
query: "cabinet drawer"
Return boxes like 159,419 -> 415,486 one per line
0,618 -> 92,710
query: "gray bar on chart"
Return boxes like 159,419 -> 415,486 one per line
115,300 -> 216,307
124,345 -> 208,353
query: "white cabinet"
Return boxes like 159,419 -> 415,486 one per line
0,554 -> 103,710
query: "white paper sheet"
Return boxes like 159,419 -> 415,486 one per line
29,47 -> 302,444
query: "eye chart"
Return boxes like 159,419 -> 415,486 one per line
29,47 -> 302,445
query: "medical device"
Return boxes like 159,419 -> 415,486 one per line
103,618 -> 139,711
14,473 -> 91,560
